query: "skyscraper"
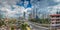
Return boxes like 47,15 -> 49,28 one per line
23,12 -> 26,19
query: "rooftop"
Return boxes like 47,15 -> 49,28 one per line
50,14 -> 60,17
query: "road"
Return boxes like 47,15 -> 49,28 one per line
28,21 -> 50,30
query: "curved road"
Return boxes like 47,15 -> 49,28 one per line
28,21 -> 49,30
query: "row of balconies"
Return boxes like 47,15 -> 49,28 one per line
51,20 -> 60,23
50,24 -> 60,26
51,17 -> 60,19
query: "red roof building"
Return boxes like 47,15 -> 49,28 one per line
50,14 -> 60,17
50,14 -> 60,30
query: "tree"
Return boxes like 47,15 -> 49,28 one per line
21,22 -> 28,30
0,13 -> 5,27
0,19 -> 5,27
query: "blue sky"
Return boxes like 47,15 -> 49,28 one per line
0,0 -> 60,18
16,0 -> 31,8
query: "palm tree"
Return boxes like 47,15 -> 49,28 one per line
20,22 -> 28,30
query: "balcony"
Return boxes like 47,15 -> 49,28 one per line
50,24 -> 60,26
51,17 -> 60,19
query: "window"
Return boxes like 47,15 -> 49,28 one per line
52,19 -> 54,21
56,16 -> 60,18
56,22 -> 60,24
52,23 -> 54,24
56,19 -> 60,21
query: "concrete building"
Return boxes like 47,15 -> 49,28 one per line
50,14 -> 60,30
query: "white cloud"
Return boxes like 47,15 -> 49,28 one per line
24,1 -> 29,8
0,5 -> 31,17
0,0 -> 31,18
48,4 -> 60,14
53,0 -> 60,2
0,0 -> 20,5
